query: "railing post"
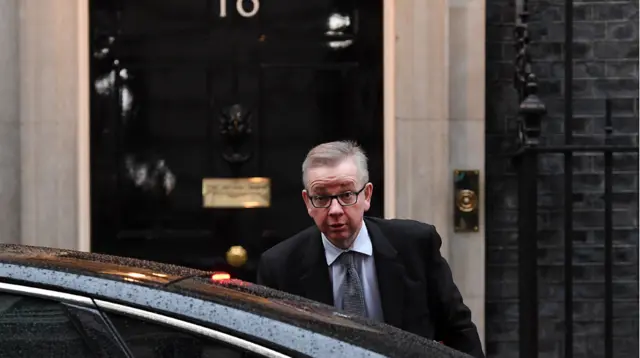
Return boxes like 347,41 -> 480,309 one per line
604,99 -> 613,358
514,83 -> 545,358
563,1 -> 575,356
514,1 -> 546,355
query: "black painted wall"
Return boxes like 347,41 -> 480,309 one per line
485,0 -> 639,357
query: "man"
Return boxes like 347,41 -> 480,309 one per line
256,140 -> 484,358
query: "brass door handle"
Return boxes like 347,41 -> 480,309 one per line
453,170 -> 480,232
456,189 -> 478,213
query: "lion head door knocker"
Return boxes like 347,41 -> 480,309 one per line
219,104 -> 253,164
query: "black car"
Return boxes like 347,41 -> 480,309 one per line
0,244 -> 471,358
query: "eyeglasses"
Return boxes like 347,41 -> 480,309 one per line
307,184 -> 367,208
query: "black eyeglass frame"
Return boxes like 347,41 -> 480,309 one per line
306,184 -> 368,208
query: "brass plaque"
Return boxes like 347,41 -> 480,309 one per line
202,177 -> 270,208
453,170 -> 480,233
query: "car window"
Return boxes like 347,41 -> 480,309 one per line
0,293 -> 94,358
106,312 -> 266,358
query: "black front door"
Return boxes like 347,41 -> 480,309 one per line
89,0 -> 384,281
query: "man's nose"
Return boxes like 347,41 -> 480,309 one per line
328,198 -> 344,215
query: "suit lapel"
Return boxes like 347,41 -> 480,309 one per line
366,218 -> 405,329
298,227 -> 334,306
296,220 -> 406,328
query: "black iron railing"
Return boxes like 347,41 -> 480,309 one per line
512,0 -> 639,357
513,1 -> 542,356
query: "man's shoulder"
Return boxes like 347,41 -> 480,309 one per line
260,224 -> 318,261
366,216 -> 436,236
365,216 -> 439,247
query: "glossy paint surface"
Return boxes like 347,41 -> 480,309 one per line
88,0 -> 385,279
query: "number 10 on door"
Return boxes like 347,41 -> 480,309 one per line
220,0 -> 260,18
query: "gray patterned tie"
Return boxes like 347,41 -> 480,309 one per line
337,251 -> 367,317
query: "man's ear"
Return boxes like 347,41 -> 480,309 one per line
363,182 -> 373,211
302,190 -> 313,215
364,182 -> 373,200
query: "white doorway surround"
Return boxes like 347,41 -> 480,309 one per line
385,0 -> 486,349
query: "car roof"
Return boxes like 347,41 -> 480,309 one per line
0,244 -> 470,358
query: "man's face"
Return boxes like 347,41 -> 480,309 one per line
302,158 -> 373,248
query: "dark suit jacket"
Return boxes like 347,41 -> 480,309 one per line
256,217 -> 485,358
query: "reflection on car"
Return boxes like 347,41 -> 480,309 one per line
0,244 -> 471,358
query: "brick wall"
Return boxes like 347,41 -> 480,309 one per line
485,0 -> 639,357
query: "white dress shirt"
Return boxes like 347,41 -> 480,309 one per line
321,221 -> 384,321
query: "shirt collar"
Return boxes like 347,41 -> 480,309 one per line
321,220 -> 372,266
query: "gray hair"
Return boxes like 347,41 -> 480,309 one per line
301,140 -> 369,188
